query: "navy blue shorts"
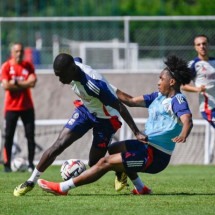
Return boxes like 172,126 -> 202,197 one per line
201,108 -> 215,128
65,104 -> 121,149
121,140 -> 171,174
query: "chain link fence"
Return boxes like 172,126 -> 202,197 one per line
1,16 -> 215,72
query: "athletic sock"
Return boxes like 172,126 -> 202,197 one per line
28,168 -> 42,184
60,179 -> 76,192
132,177 -> 144,192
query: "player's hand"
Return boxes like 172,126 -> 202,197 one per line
197,85 -> 206,93
135,132 -> 148,144
9,79 -> 17,85
172,136 -> 186,143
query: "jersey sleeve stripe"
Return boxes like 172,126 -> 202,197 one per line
86,80 -> 100,95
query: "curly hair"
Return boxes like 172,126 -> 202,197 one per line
164,55 -> 192,85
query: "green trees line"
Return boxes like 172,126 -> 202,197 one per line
1,0 -> 215,17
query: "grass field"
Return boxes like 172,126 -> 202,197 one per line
0,165 -> 214,215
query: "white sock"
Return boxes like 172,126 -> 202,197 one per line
60,179 -> 76,192
132,177 -> 144,192
27,168 -> 42,184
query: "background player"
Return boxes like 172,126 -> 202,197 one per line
181,34 -> 215,128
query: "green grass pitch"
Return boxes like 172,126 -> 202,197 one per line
0,165 -> 214,215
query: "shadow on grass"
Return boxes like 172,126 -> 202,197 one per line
62,192 -> 215,197
152,192 -> 215,196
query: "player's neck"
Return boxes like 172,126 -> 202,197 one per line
198,55 -> 209,61
10,58 -> 22,64
166,88 -> 179,98
73,66 -> 82,81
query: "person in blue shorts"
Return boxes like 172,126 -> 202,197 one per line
13,53 -> 147,196
36,55 -> 193,196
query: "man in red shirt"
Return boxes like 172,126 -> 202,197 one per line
1,42 -> 37,172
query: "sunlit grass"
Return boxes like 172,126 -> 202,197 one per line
0,165 -> 214,215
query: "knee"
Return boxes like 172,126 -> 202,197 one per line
88,159 -> 99,167
88,155 -> 107,167
95,157 -> 111,170
88,157 -> 107,168
25,130 -> 35,141
108,141 -> 125,154
88,148 -> 107,167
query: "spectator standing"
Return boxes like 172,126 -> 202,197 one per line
1,42 -> 37,172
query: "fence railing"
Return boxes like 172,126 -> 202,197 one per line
1,16 -> 215,73
0,118 -> 213,165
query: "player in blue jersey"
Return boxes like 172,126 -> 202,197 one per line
13,53 -> 147,196
36,55 -> 193,196
181,34 -> 215,128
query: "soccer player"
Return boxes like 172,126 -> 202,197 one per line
36,55 -> 193,196
1,42 -> 37,173
181,34 -> 215,128
13,53 -> 147,196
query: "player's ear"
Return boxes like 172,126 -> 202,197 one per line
170,78 -> 176,86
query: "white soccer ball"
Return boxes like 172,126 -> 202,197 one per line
60,159 -> 86,181
11,157 -> 28,172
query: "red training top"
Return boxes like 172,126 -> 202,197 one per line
1,59 -> 36,112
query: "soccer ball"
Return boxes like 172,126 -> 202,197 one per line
11,157 -> 28,172
60,159 -> 86,181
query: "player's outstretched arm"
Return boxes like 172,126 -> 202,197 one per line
171,113 -> 193,143
111,99 -> 148,144
116,89 -> 146,107
181,84 -> 205,93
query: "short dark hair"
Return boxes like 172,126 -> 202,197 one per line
164,55 -> 192,85
194,34 -> 209,44
53,53 -> 75,72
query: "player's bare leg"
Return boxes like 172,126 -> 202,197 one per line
14,128 -> 82,196
38,154 -> 124,195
